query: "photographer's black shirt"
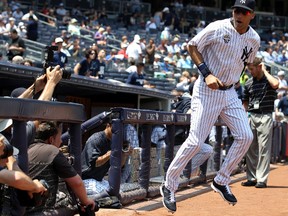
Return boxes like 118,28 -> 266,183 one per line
81,131 -> 111,181
27,143 -> 76,213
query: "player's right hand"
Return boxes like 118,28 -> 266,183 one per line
205,74 -> 223,90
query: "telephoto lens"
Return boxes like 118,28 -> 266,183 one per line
61,67 -> 72,79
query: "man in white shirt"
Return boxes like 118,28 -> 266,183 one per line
126,34 -> 143,63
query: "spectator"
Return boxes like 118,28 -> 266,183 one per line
17,22 -> 26,38
275,91 -> 288,123
23,58 -> 33,67
21,9 -> 38,21
167,37 -> 180,55
242,57 -> 279,188
176,51 -> 193,69
26,121 -> 95,215
56,3 -> 67,18
11,6 -> 23,23
68,38 -> 81,58
276,70 -> 288,95
261,47 -> 275,63
68,18 -> 81,36
62,11 -> 71,26
81,114 -> 133,195
126,34 -> 143,64
74,49 -> 97,77
94,27 -> 106,46
90,49 -> 106,78
125,57 -> 137,73
103,26 -> 116,41
53,37 -> 68,68
11,55 -> 24,64
26,15 -> 38,41
120,35 -> 129,49
276,50 -> 288,66
145,38 -> 156,65
126,62 -> 152,88
157,39 -> 168,55
173,50 -> 181,65
47,9 -> 57,27
153,54 -> 162,70
162,7 -> 173,30
7,28 -> 25,61
159,57 -> 173,73
1,6 -> 12,24
145,17 -> 157,33
5,17 -> 17,33
105,49 -> 117,64
117,43 -> 128,60
0,17 -> 8,38
160,27 -> 171,41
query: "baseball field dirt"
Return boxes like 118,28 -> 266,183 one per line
95,163 -> 288,216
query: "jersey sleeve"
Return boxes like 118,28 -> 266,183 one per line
188,21 -> 217,53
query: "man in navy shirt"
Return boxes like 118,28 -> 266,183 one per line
126,62 -> 148,86
53,37 -> 68,68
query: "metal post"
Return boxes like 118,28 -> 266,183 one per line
139,124 -> 152,190
69,123 -> 82,175
107,119 -> 123,196
163,124 -> 175,180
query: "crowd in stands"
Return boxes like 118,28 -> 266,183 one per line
0,1 -> 287,92
1,0 -> 288,214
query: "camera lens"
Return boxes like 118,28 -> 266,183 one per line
61,67 -> 72,79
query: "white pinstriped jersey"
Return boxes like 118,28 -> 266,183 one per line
188,18 -> 260,86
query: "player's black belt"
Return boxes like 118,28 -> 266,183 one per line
218,84 -> 233,90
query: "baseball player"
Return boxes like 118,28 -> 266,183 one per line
160,0 -> 260,212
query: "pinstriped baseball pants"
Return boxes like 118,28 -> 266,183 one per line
165,84 -> 253,192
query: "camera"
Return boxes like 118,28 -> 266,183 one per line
43,45 -> 72,79
17,179 -> 50,207
78,201 -> 99,216
0,142 -> 14,159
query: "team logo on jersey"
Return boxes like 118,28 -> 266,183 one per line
223,34 -> 231,43
241,46 -> 253,64
240,0 -> 246,4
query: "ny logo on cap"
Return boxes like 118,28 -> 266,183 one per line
240,0 -> 246,4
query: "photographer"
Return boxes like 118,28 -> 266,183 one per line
81,114 -> 133,196
0,135 -> 47,213
2,65 -> 63,144
26,121 -> 95,215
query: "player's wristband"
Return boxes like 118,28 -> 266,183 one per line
197,62 -> 212,79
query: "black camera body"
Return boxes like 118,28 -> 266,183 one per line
78,202 -> 99,216
17,179 -> 50,207
43,45 -> 72,79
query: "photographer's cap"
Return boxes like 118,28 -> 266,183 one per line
55,37 -> 63,43
0,119 -> 13,132
231,0 -> 256,12
0,134 -> 19,157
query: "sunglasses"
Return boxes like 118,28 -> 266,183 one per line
90,52 -> 96,55
234,8 -> 251,16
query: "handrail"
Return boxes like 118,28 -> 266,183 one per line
37,12 -> 57,23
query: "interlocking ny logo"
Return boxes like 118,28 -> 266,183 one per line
241,46 -> 252,64
240,0 -> 246,4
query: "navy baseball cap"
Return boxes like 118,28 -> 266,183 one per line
232,0 -> 256,12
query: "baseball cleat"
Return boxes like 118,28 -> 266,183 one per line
160,184 -> 176,213
211,180 -> 237,205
